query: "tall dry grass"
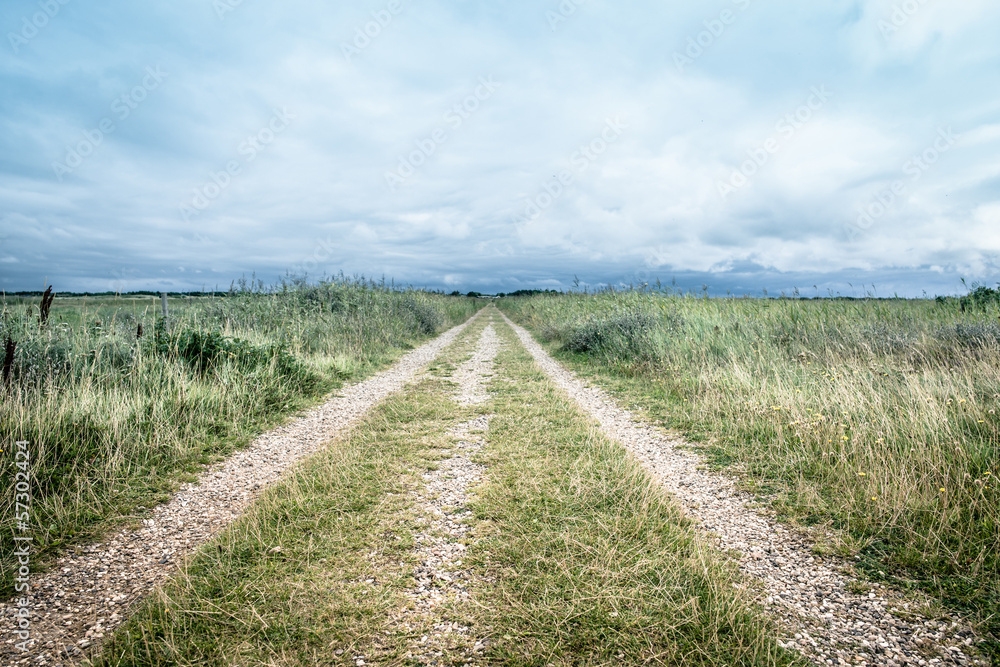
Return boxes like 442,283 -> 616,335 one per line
500,289 -> 999,654
0,278 -> 481,597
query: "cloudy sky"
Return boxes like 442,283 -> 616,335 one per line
1,0 -> 999,296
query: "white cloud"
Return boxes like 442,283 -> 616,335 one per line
0,0 -> 998,294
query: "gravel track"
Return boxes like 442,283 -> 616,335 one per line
502,313 -> 987,667
390,323 -> 500,665
1,313 -> 481,666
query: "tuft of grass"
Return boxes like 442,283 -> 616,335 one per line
499,289 -> 1000,659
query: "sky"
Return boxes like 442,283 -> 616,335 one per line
1,0 -> 999,296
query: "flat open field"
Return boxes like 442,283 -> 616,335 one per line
2,288 -> 997,666
500,290 -> 1000,661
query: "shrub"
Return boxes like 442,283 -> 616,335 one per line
5,335 -> 74,385
88,337 -> 137,375
936,322 -> 1000,350
959,284 -> 1000,312
398,294 -> 444,335
157,329 -> 231,373
156,327 -> 312,383
564,309 -> 662,364
860,322 -> 916,355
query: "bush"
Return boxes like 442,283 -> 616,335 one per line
156,327 -> 314,386
959,284 -> 1000,312
157,329 -> 231,373
860,322 -> 916,355
398,295 -> 444,335
5,335 -> 75,385
936,322 -> 1000,350
564,309 -> 661,364
87,338 -> 137,376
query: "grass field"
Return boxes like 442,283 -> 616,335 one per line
498,289 -> 1000,659
5,283 -> 998,664
0,279 -> 482,597
92,309 -> 802,667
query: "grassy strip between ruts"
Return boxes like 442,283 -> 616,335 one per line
91,311 -> 492,666
461,316 -> 804,666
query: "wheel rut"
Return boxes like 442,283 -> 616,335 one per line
502,311 -> 986,667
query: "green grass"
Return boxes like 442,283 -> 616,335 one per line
92,308 -> 801,666
92,375 -> 469,666
0,278 -> 482,598
461,314 -> 801,666
91,310 -> 492,666
498,290 -> 1000,660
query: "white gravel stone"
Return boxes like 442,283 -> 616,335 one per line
392,322 -> 500,664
